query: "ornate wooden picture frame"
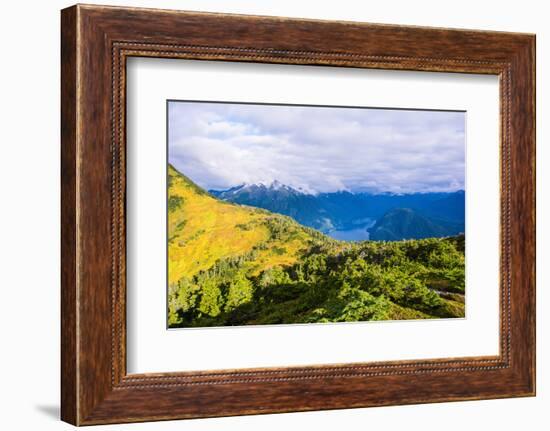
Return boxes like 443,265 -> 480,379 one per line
61,4 -> 535,425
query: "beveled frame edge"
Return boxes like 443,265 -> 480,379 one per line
61,4 -> 535,426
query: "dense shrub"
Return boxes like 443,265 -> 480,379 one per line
168,235 -> 465,328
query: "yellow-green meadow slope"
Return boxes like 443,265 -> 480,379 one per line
168,164 -> 331,285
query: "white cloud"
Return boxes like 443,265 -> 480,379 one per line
168,102 -> 465,194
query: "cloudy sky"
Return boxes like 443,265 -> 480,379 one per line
168,101 -> 465,194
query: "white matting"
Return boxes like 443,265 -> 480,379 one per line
126,57 -> 500,373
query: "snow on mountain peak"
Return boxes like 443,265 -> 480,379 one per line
216,180 -> 315,196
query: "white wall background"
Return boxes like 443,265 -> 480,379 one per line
0,0 -> 546,429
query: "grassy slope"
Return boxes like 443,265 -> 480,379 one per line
168,165 -> 328,285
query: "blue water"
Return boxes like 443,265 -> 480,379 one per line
327,227 -> 371,241
325,218 -> 376,241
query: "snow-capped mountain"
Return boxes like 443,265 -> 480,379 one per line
210,181 -> 328,230
209,181 -> 466,239
211,180 -> 304,198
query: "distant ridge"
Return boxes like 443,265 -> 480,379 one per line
368,208 -> 460,241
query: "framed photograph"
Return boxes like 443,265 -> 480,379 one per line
61,4 -> 536,425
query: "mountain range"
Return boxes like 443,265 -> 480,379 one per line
210,181 -> 465,241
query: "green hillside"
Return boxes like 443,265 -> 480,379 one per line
168,165 -> 465,328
